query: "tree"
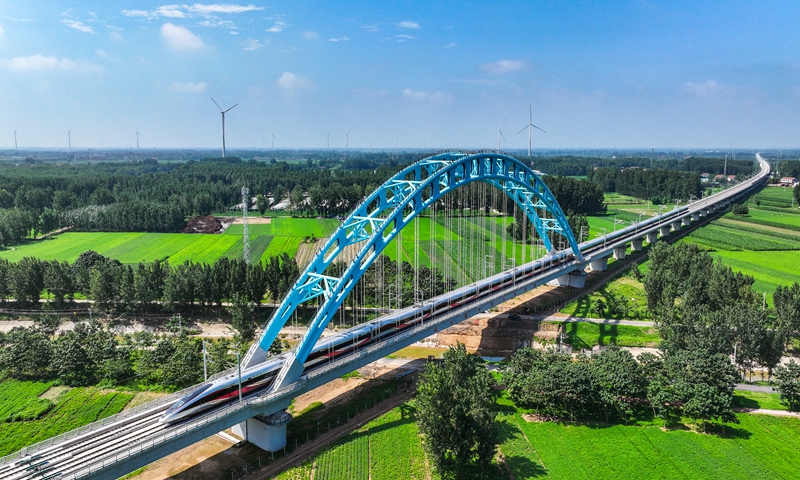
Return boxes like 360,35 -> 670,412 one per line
774,282 -> 800,339
591,345 -> 647,423
416,343 -> 498,478
773,360 -> 800,411
256,194 -> 269,215
794,184 -> 800,207
230,293 -> 256,347
0,327 -> 53,379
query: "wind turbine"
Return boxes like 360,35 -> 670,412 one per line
14,130 -> 17,152
326,131 -> 331,150
271,133 -> 276,151
68,130 -> 72,152
343,129 -> 352,157
211,97 -> 238,158
516,106 -> 546,157
136,126 -> 143,154
491,119 -> 506,151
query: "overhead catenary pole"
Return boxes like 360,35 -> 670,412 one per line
211,97 -> 238,158
237,352 -> 243,402
202,340 -> 208,382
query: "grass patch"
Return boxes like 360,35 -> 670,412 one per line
732,391 -> 787,411
0,379 -> 133,456
551,321 -> 661,348
560,275 -> 649,320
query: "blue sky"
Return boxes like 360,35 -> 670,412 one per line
1,1 -> 799,150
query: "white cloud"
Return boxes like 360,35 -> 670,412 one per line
480,59 -> 528,74
683,80 -> 736,96
170,81 -> 208,93
302,31 -> 319,40
96,49 -> 108,58
444,43 -> 457,48
396,21 -> 420,29
266,16 -> 287,33
61,20 -> 94,33
199,19 -> 235,28
0,22 -> 5,37
161,23 -> 204,50
122,4 -> 262,21
394,34 -> 414,42
352,87 -> 389,97
276,71 -> 311,90
362,24 -> 379,32
122,9 -> 151,17
156,5 -> 186,18
0,54 -> 99,72
243,38 -> 263,50
328,36 -> 349,42
402,88 -> 452,103
187,4 -> 262,15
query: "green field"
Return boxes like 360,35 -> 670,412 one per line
0,378 -> 133,457
553,321 -> 661,348
276,399 -> 800,480
0,217 -> 339,265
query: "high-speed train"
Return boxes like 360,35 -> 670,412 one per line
160,205 -> 690,424
159,249 -> 577,423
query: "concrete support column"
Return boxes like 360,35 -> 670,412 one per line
613,246 -> 626,260
682,217 -> 691,226
691,213 -> 700,222
671,221 -> 681,231
589,257 -> 608,272
698,209 -> 707,218
234,410 -> 292,452
646,232 -> 659,244
631,239 -> 643,252
547,269 -> 587,288
659,226 -> 671,237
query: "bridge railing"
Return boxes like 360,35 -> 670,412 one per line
0,365 -> 238,467
65,376 -> 306,479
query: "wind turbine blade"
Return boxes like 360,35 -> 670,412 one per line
210,97 -> 222,111
529,105 -> 532,124
223,103 -> 239,113
516,126 -> 529,135
500,118 -> 506,129
500,130 -> 506,142
532,124 -> 546,134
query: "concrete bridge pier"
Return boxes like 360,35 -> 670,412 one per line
588,257 -> 608,272
613,246 -> 626,260
233,410 -> 292,452
548,269 -> 587,288
631,239 -> 643,252
698,209 -> 707,218
691,213 -> 700,222
682,217 -> 691,226
646,232 -> 659,244
659,226 -> 671,237
671,220 -> 682,231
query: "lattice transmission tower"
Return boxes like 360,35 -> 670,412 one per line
242,186 -> 251,264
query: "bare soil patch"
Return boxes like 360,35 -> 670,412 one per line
39,386 -> 70,401
126,391 -> 167,410
231,216 -> 272,224
179,216 -> 224,234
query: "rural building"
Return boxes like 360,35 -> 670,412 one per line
779,176 -> 798,186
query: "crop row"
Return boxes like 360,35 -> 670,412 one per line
713,219 -> 800,243
687,225 -> 799,251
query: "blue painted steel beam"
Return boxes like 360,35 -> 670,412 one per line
243,152 -> 580,374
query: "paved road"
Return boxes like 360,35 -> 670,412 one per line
735,383 -> 776,393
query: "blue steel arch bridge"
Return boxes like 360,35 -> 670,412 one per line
0,152 -> 770,480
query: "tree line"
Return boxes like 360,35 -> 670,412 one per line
589,167 -> 704,203
0,250 -> 299,312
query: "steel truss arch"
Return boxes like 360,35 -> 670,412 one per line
243,152 -> 581,381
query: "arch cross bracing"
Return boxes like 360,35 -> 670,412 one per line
243,152 -> 582,384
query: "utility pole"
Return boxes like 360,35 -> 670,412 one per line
237,352 -> 243,403
242,186 -> 251,264
202,340 -> 208,382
